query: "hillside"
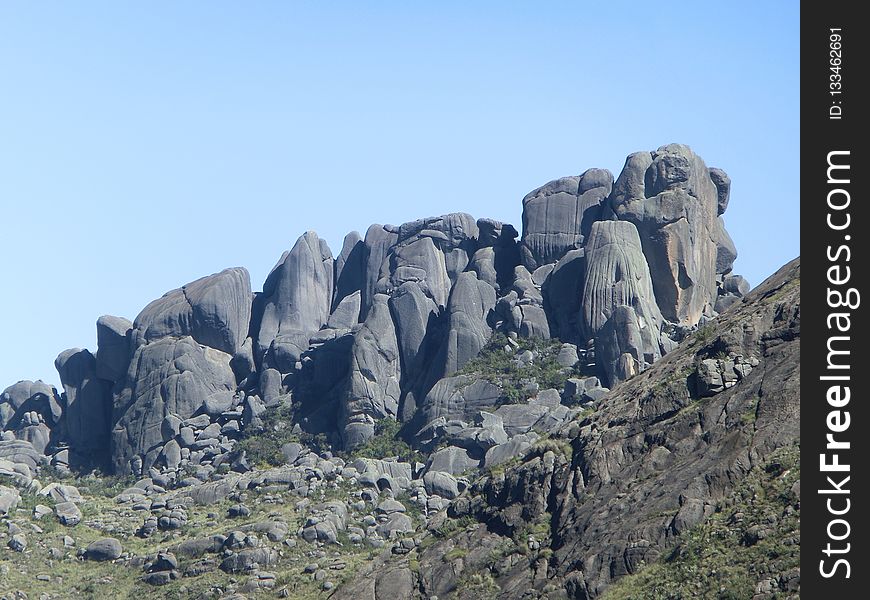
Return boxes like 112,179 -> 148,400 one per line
0,144 -> 799,599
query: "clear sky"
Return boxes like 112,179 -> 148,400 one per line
0,1 -> 799,390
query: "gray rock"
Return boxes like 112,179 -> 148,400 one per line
418,375 -> 502,425
494,403 -> 550,436
596,305 -> 659,386
427,446 -> 480,475
256,231 -> 334,371
375,512 -> 414,538
435,271 -> 496,377
340,294 -> 401,449
422,470 -> 460,500
483,432 -> 540,468
356,459 -> 413,481
387,235 -> 451,310
240,521 -> 290,542
281,442 -> 303,464
518,304 -> 550,339
143,570 -> 178,585
172,535 -> 226,558
85,537 -> 123,561
467,247 -> 499,290
714,293 -> 740,314
39,483 -> 83,504
376,498 -> 406,514
723,274 -> 750,296
708,167 -> 731,216
327,290 -> 361,330
556,344 -> 580,367
161,414 -> 182,439
582,221 -> 663,386
8,533 -> 26,552
55,501 -> 82,526
333,231 -> 366,313
1,380 -> 63,432
0,485 -> 20,515
361,224 -> 399,320
521,168 -> 613,269
133,267 -> 252,355
219,548 -> 277,573
606,145 -> 729,324
395,213 -> 479,285
697,358 -> 724,396
111,336 -> 236,473
95,315 -> 133,383
161,439 -> 182,470
178,426 -> 196,447
542,249 -> 586,342
581,386 -> 609,403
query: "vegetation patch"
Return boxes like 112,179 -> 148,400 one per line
458,333 -> 590,404
235,404 -> 333,466
343,418 -> 425,464
601,444 -> 800,600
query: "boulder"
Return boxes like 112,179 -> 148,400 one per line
520,169 -> 613,269
427,446 -> 480,475
361,224 -> 399,320
111,336 -> 235,474
0,485 -> 20,515
542,249 -> 586,342
494,403 -> 550,436
433,271 -> 496,378
333,231 -> 366,313
418,376 -> 502,424
422,470 -> 460,500
55,501 -> 82,526
55,348 -> 112,456
133,267 -> 252,355
0,380 -> 62,431
483,432 -> 540,468
606,145 -> 729,324
220,548 -> 278,573
85,537 -> 123,561
340,294 -> 401,449
255,231 -> 334,371
95,315 -> 133,383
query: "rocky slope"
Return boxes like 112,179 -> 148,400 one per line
331,257 -> 799,600
0,143 -> 793,599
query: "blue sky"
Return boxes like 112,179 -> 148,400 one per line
0,1 -> 799,389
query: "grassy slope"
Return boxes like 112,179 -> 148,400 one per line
601,445 -> 800,600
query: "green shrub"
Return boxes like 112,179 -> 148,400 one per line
459,333 -> 589,405
601,445 -> 800,600
235,404 -> 330,466
343,418 -> 424,464
444,547 -> 468,561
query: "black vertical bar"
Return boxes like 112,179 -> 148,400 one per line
802,2 -> 869,597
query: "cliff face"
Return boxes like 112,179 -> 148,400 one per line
334,258 -> 800,599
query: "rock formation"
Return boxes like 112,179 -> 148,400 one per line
0,144 -> 796,600
1,142 -> 748,473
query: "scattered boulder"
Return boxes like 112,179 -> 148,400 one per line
85,537 -> 123,561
